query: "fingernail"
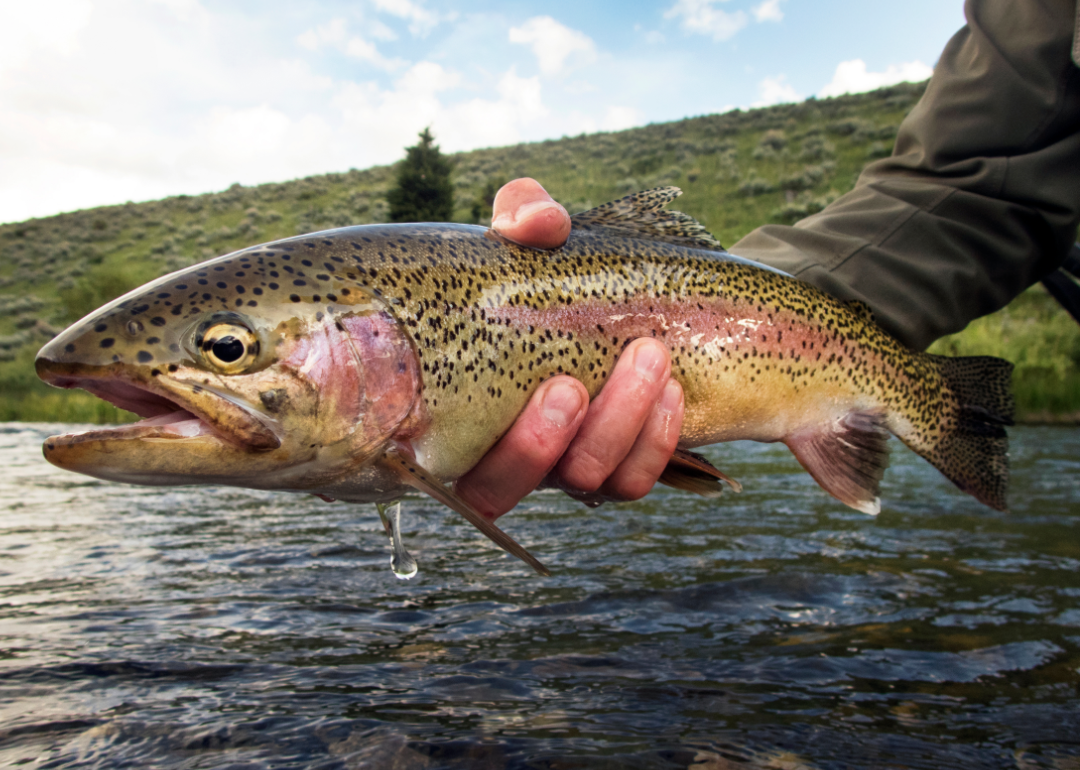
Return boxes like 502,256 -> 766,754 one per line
660,379 -> 683,413
516,199 -> 558,221
491,213 -> 513,232
542,381 -> 583,428
633,342 -> 667,382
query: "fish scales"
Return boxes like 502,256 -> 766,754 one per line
35,188 -> 1014,575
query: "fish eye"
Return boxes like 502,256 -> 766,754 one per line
200,323 -> 259,373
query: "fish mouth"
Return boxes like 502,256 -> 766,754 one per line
37,367 -> 282,453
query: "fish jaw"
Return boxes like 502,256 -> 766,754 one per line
35,361 -> 296,486
35,297 -> 426,494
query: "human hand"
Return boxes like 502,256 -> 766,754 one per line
454,178 -> 684,520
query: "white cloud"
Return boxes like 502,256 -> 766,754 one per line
509,16 -> 597,76
752,0 -> 784,23
331,65 -> 546,158
297,18 -> 404,71
297,18 -> 347,51
664,0 -> 748,42
372,0 -> 441,37
601,106 -> 643,132
0,0 -> 496,223
752,74 -> 800,107
343,37 -> 406,71
0,0 -> 93,73
819,59 -> 934,98
368,19 -> 399,42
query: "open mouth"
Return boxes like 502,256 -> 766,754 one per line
39,371 -> 281,452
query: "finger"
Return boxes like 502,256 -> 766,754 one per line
491,178 -> 571,250
551,338 -> 672,495
598,379 -> 684,501
454,376 -> 587,520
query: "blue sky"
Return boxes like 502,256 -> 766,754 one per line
0,0 -> 966,224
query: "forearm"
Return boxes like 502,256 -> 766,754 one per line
732,0 -> 1080,350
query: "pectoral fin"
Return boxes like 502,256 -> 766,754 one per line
378,451 -> 551,577
659,448 -> 742,497
784,411 -> 890,514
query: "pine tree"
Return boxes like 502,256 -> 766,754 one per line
470,176 -> 506,225
387,128 -> 454,223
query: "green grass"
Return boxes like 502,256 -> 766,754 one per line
2,80 -> 1077,423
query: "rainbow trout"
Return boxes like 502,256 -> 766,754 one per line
35,188 -> 1013,575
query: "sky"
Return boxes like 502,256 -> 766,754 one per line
0,0 -> 966,225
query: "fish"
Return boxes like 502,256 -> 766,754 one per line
35,187 -> 1014,576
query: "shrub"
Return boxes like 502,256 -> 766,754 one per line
779,165 -> 827,192
800,136 -> 835,161
738,176 -> 776,197
867,141 -> 892,158
758,129 -> 787,150
828,118 -> 873,137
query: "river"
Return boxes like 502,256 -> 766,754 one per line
1,423 -> 1078,769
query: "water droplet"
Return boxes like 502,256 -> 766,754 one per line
376,501 -> 418,579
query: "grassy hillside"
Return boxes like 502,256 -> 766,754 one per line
2,81 -> 1077,423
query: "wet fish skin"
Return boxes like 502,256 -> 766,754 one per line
35,188 -> 1014,574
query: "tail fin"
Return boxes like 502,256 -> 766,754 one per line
919,355 -> 1014,511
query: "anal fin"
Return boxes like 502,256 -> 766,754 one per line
784,412 -> 890,514
659,448 -> 742,497
378,450 -> 551,577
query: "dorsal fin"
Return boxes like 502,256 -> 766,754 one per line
570,187 -> 726,251
845,300 -> 876,325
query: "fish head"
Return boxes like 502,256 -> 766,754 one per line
35,238 -> 423,493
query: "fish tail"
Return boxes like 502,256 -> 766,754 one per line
903,354 -> 1015,511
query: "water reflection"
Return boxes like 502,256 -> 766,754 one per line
1,423 -> 1078,768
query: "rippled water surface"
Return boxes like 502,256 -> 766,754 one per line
2,423 -> 1079,769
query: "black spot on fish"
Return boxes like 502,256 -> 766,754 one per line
100,338 -> 115,348
151,317 -> 166,327
94,323 -> 108,333
290,294 -> 301,303
64,343 -> 75,353
147,336 -> 160,345
269,283 -> 279,290
137,351 -> 153,363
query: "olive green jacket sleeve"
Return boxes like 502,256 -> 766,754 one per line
730,0 -> 1080,350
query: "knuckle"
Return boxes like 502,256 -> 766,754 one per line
556,450 -> 610,494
